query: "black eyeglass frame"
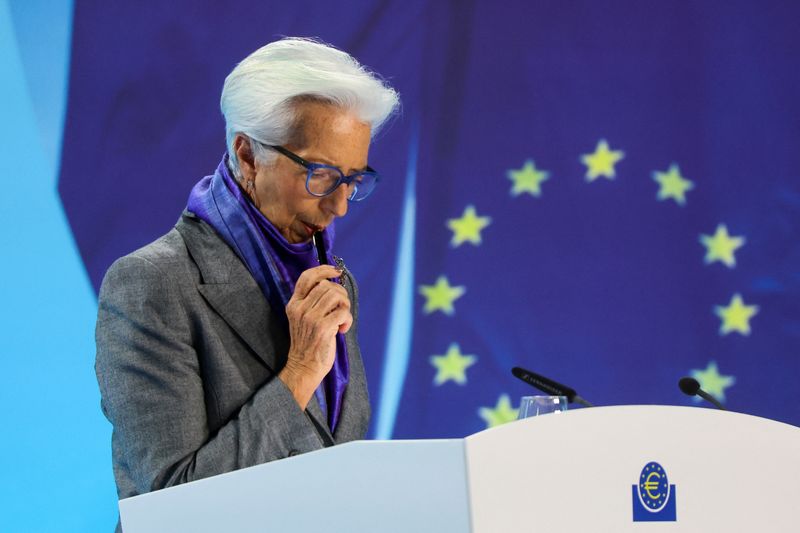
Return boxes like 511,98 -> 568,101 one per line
267,144 -> 380,201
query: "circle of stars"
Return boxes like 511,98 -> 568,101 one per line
416,136 -> 755,429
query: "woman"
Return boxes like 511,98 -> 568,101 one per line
95,37 -> 400,506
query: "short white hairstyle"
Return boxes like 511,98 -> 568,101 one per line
220,37 -> 400,178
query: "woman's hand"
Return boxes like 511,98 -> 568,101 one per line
278,265 -> 352,409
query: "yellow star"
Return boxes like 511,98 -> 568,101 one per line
652,163 -> 694,206
507,159 -> 550,197
446,205 -> 492,247
699,224 -> 745,268
478,394 -> 519,428
690,361 -> 736,403
418,276 -> 466,315
581,139 -> 625,181
430,343 -> 477,385
714,293 -> 759,336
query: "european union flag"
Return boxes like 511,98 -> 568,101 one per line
59,1 -> 800,443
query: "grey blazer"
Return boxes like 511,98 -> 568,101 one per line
95,211 -> 370,502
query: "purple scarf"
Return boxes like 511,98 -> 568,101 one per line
187,156 -> 349,431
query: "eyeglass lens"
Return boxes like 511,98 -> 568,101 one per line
307,168 -> 376,200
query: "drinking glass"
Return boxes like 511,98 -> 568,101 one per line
517,395 -> 568,419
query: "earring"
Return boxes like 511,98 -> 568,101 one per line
246,179 -> 260,209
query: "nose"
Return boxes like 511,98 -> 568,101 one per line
321,183 -> 349,218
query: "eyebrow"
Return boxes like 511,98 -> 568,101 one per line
303,153 -> 369,174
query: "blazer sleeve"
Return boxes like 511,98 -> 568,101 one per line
95,254 -> 324,496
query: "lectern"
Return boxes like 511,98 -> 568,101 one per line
119,406 -> 800,532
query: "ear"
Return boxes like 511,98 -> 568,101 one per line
233,134 -> 256,180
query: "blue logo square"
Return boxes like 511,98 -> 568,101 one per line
632,485 -> 677,521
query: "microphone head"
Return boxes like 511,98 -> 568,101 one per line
511,366 -> 577,401
678,377 -> 701,396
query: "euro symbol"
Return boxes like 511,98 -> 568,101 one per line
643,472 -> 661,500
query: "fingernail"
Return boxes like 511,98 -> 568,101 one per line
334,265 -> 344,273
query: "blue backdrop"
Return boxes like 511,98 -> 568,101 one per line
2,1 -> 799,531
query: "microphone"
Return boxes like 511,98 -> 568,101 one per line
678,377 -> 727,411
511,366 -> 594,407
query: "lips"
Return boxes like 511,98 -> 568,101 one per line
301,221 -> 323,236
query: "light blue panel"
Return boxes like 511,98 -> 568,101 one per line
121,440 -> 471,533
375,122 -> 418,439
0,2 -> 117,531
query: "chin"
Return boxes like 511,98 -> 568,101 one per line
288,229 -> 311,244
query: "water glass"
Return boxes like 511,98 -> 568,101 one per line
518,395 -> 568,419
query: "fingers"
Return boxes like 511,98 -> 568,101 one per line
306,281 -> 350,315
285,267 -> 351,337
294,265 -> 343,300
317,306 -> 353,336
337,308 -> 353,334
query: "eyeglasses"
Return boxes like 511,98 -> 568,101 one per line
266,144 -> 380,202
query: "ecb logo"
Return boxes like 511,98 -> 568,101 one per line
631,461 -> 677,522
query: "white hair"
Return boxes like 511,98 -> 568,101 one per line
220,37 -> 400,178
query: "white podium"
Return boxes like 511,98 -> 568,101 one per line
119,406 -> 800,532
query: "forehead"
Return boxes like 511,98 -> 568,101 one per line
290,100 -> 371,163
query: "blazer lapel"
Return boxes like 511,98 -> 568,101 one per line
176,213 -> 288,372
331,269 -> 371,443
306,395 -> 335,445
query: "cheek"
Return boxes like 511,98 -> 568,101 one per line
258,176 -> 316,222
249,177 -> 277,222
291,196 -> 324,220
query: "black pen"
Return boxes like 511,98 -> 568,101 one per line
312,231 -> 328,265
313,231 -> 345,285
